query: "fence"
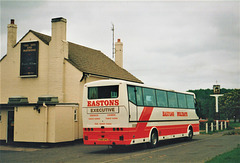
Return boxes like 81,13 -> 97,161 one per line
199,119 -> 229,133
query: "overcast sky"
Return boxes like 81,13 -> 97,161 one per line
1,1 -> 239,91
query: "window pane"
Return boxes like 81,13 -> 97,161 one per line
186,95 -> 195,109
88,85 -> 119,99
167,92 -> 178,108
143,88 -> 157,106
136,87 -> 143,105
127,86 -> 136,104
177,93 -> 187,108
156,90 -> 168,107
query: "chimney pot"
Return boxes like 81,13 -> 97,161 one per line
11,19 -> 15,24
117,39 -> 121,42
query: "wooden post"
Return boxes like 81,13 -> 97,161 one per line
211,122 -> 214,132
206,123 -> 208,133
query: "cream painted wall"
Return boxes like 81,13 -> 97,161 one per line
14,106 -> 47,142
64,60 -> 108,139
64,61 -> 83,103
0,33 -> 49,103
14,105 -> 77,143
54,105 -> 75,142
47,105 -> 77,143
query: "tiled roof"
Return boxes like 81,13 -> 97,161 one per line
67,42 -> 143,83
30,30 -> 51,45
17,30 -> 143,83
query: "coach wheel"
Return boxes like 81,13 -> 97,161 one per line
187,128 -> 193,141
147,130 -> 158,148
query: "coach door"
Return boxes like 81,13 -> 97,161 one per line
127,85 -> 138,121
129,102 -> 137,121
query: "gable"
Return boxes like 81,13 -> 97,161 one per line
14,30 -> 51,48
9,30 -> 143,84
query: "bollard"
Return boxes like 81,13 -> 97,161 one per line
206,123 -> 208,133
211,122 -> 214,132
216,120 -> 219,131
221,121 -> 223,130
224,121 -> 227,129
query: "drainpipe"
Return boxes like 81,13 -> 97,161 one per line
43,102 -> 48,142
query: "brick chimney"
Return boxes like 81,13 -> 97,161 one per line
51,17 -> 67,44
115,39 -> 123,68
48,17 -> 68,102
7,19 -> 17,54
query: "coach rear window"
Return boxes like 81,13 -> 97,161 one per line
88,85 -> 119,99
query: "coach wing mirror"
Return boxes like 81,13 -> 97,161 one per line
194,99 -> 197,108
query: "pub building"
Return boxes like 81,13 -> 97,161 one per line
0,17 -> 142,143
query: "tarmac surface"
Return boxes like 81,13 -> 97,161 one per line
1,130 -> 240,163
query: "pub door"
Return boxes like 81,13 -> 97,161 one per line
7,111 -> 14,143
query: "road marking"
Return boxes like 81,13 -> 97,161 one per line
101,135 -> 223,163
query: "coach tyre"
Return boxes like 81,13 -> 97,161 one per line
188,128 -> 193,140
148,130 -> 158,148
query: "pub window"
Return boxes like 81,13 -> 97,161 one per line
20,41 -> 39,77
74,109 -> 77,121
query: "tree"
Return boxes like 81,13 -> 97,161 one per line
219,89 -> 240,122
188,88 -> 234,120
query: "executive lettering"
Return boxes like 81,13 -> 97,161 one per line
90,108 -> 116,113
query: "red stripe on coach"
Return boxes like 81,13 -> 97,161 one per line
135,107 -> 153,138
139,107 -> 154,121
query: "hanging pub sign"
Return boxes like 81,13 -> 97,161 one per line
213,85 -> 221,94
20,41 -> 39,77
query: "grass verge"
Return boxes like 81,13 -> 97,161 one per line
205,145 -> 240,163
229,122 -> 240,129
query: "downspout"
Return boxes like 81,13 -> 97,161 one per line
80,72 -> 89,82
80,72 -> 85,82
43,102 -> 48,142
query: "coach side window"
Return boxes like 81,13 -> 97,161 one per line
186,95 -> 195,109
143,88 -> 157,106
177,93 -> 187,108
127,86 -> 136,104
167,92 -> 178,108
136,87 -> 143,106
156,90 -> 168,107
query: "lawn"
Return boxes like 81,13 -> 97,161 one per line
229,122 -> 240,129
206,145 -> 240,163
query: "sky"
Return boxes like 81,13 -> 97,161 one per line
1,0 -> 239,91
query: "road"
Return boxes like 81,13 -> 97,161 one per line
1,132 -> 240,163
